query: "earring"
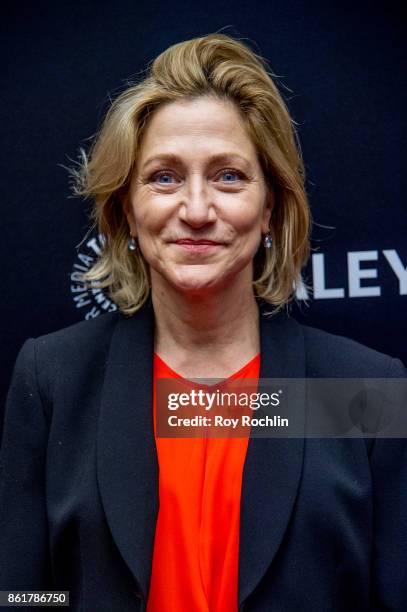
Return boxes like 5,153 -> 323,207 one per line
263,232 -> 273,249
128,236 -> 138,252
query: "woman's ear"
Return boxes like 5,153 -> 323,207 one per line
122,194 -> 137,237
261,189 -> 274,233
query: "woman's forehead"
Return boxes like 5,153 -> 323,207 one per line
137,97 -> 259,165
139,152 -> 255,173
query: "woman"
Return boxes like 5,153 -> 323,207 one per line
1,33 -> 406,612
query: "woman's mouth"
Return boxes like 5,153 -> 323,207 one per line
173,239 -> 224,253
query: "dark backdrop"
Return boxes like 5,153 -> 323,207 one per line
1,0 -> 406,426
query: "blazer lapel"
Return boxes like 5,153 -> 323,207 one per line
97,298 -> 158,601
97,299 -> 306,606
238,304 -> 306,609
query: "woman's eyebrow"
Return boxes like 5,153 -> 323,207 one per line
141,152 -> 252,170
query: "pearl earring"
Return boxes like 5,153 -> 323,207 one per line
263,233 -> 273,249
128,236 -> 138,252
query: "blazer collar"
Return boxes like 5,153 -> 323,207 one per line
97,298 -> 306,607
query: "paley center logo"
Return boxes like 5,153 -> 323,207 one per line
297,250 -> 407,299
70,234 -> 118,320
71,234 -> 406,319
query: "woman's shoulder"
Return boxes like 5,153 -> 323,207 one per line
259,302 -> 405,377
297,319 -> 406,378
8,312 -> 125,416
30,310 -> 122,367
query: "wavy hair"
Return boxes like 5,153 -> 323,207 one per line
72,32 -> 311,315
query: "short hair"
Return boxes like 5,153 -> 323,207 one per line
72,32 -> 311,315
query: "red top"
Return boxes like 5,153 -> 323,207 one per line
147,352 -> 260,612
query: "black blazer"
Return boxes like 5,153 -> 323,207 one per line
1,299 -> 406,612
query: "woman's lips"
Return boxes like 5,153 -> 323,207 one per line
173,239 -> 224,253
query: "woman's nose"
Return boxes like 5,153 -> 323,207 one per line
178,178 -> 216,227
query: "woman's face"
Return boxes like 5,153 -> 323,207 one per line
125,95 -> 271,298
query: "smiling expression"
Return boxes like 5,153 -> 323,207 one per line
124,95 -> 272,297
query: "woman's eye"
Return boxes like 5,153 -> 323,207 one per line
152,171 -> 175,184
218,169 -> 243,182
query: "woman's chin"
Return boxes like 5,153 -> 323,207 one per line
150,262 -> 246,297
166,267 -> 230,297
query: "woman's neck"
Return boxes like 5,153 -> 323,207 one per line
151,282 -> 261,378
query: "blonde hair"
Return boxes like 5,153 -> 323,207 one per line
73,32 -> 311,315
